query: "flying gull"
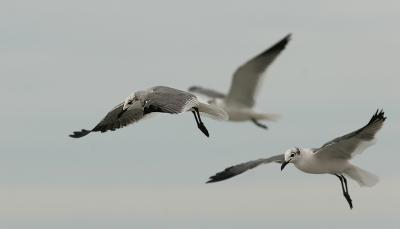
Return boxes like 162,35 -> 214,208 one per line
69,86 -> 228,138
189,34 -> 291,129
207,110 -> 386,209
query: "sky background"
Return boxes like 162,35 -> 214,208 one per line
0,0 -> 399,228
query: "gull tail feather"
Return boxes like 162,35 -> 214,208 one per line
344,165 -> 379,187
197,102 -> 229,121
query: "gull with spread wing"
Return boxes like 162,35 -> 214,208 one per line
69,86 -> 228,138
189,34 -> 291,129
207,110 -> 386,209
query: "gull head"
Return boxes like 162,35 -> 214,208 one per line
281,147 -> 301,171
122,93 -> 139,111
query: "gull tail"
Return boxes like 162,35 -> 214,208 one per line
197,102 -> 229,121
344,165 -> 379,187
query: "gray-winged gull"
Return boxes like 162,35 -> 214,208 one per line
189,34 -> 291,129
70,86 -> 228,138
207,110 -> 386,209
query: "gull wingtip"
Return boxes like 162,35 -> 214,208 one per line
69,129 -> 91,138
206,179 -> 214,184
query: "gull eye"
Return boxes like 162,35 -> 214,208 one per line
128,100 -> 133,105
290,153 -> 295,158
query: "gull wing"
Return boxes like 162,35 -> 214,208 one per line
225,34 -> 291,108
69,102 -> 145,138
314,110 -> 386,160
144,86 -> 199,114
188,86 -> 226,99
207,154 -> 284,183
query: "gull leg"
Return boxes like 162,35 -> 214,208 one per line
251,118 -> 268,130
192,110 -> 199,124
193,108 -> 209,137
335,174 -> 353,209
341,175 -> 353,209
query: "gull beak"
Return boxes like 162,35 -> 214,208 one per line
281,160 -> 290,171
122,100 -> 134,111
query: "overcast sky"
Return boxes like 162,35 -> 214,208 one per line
1,0 -> 399,228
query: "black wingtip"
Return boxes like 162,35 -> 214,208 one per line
206,177 -> 221,184
258,33 -> 292,57
206,167 -> 237,183
272,33 -> 292,50
206,174 -> 232,183
368,109 -> 386,125
69,129 -> 92,138
284,33 -> 292,41
206,178 -> 221,183
188,86 -> 200,92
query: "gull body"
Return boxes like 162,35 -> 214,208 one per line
286,148 -> 351,174
210,99 -> 275,122
69,86 -> 228,138
208,110 -> 386,209
189,34 -> 291,129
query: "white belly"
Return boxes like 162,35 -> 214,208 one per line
295,157 -> 350,174
225,108 -> 256,121
211,100 -> 254,121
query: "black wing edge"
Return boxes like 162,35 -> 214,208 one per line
206,156 -> 284,183
188,86 -> 202,92
345,109 -> 387,142
206,165 -> 242,183
69,115 -> 128,138
69,129 -> 92,138
258,33 -> 292,57
314,109 -> 387,154
366,109 -> 387,127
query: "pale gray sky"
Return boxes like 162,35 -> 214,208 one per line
0,0 -> 399,228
